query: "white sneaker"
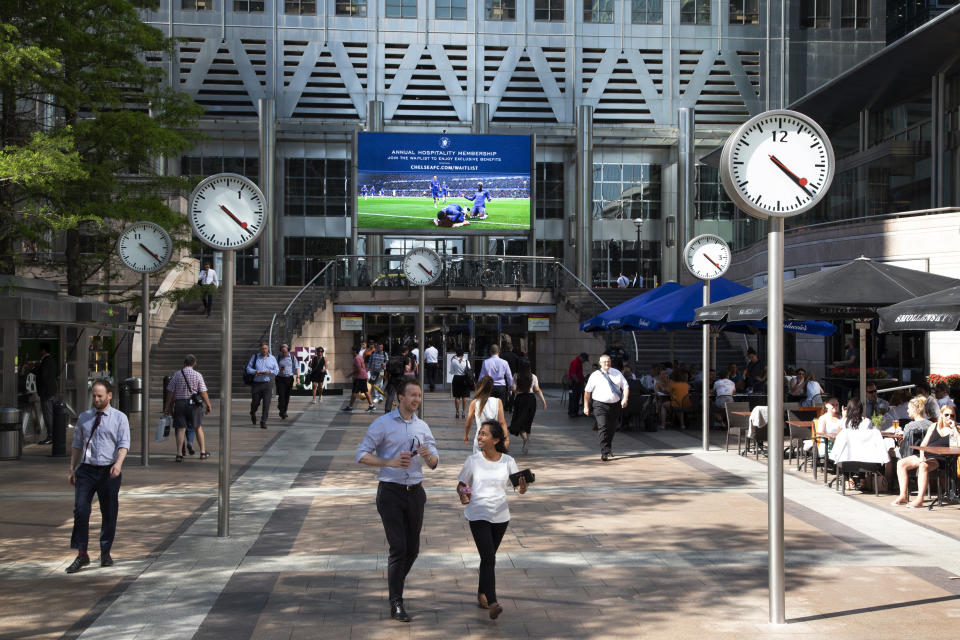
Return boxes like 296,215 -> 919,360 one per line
311,398 -> 317,404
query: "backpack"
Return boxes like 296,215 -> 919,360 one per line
242,354 -> 256,385
387,355 -> 405,379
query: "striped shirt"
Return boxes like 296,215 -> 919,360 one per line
166,367 -> 208,400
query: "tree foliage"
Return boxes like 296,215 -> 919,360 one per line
0,1 -> 203,297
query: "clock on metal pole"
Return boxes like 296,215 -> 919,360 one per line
188,172 -> 267,538
683,234 -> 730,281
719,109 -> 835,625
117,221 -> 174,469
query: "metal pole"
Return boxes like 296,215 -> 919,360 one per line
768,217 -> 785,624
857,320 -> 869,403
418,285 -> 426,418
702,279 -> 710,451
141,273 -> 150,467
218,251 -> 234,537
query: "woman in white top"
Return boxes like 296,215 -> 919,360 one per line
457,420 -> 528,620
802,371 -> 824,407
449,348 -> 472,420
465,375 -> 508,453
829,398 -> 890,490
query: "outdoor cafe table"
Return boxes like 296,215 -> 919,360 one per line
910,445 -> 960,509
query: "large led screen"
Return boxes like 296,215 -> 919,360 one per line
356,132 -> 531,233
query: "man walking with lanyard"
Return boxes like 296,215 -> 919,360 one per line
356,379 -> 439,623
66,380 -> 130,573
247,342 -> 280,429
275,344 -> 299,420
583,355 -> 629,462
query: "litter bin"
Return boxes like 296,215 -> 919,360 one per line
51,402 -> 68,458
124,377 -> 143,413
0,407 -> 22,461
118,380 -> 131,415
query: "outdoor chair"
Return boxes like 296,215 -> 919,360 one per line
724,401 -> 750,453
746,425 -> 769,459
837,461 -> 885,496
787,410 -> 813,472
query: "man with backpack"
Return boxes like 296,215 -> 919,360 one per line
383,349 -> 407,413
246,343 -> 279,429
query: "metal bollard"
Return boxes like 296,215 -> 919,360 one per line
52,402 -> 68,457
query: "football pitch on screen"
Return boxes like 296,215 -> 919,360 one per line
357,197 -> 530,231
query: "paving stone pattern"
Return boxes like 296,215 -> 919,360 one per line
2,393 -> 960,638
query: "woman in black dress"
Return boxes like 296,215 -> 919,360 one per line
309,347 -> 327,403
449,348 -> 473,419
509,361 -> 547,454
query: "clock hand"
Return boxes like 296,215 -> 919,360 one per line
768,155 -> 813,197
702,253 -> 721,270
218,204 -> 251,234
418,262 -> 434,277
139,243 -> 160,261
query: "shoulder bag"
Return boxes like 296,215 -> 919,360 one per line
242,354 -> 256,385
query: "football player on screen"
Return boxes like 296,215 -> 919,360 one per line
464,182 -> 493,220
430,175 -> 441,206
434,203 -> 471,228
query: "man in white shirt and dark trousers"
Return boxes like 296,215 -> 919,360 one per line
423,343 -> 439,392
275,344 -> 299,419
356,379 -> 439,623
66,380 -> 130,573
197,261 -> 219,317
583,355 -> 629,462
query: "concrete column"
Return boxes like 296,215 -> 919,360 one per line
932,73 -> 945,208
575,105 -> 593,283
677,107 -> 695,280
365,100 -> 385,272
468,103 -> 490,258
257,98 -> 277,286
1,320 -> 16,405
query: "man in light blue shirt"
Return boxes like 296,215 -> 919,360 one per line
66,380 -> 130,573
356,378 -> 438,623
246,342 -> 280,429
478,344 -> 513,405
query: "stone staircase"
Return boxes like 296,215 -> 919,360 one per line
149,286 -> 301,399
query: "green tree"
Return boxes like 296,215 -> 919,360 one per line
0,1 -> 202,296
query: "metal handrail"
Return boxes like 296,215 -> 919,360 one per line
283,259 -> 338,316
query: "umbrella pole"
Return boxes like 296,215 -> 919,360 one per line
857,320 -> 869,405
702,280 -> 711,451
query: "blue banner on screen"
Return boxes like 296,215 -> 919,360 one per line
357,132 -> 531,233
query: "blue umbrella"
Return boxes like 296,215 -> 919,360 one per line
580,282 -> 684,332
619,278 -> 836,336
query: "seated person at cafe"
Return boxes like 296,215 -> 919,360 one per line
712,374 -> 737,427
802,371 -> 824,407
888,390 -> 912,422
899,395 -> 934,459
864,383 -> 890,419
787,368 -> 808,403
829,399 -> 890,491
935,382 -> 956,409
915,381 -> 941,421
724,363 -> 744,392
744,348 -> 766,393
640,365 -> 658,392
892,403 -> 960,508
806,395 -> 843,457
661,369 -> 691,428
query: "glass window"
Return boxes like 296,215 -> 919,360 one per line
840,0 -> 869,28
285,0 -> 316,14
801,0 -> 830,28
182,0 -> 211,9
284,158 -> 351,217
534,0 -> 564,21
680,0 -> 711,24
436,0 -> 467,19
631,0 -> 662,24
284,237 -> 345,285
535,162 -> 564,220
592,162 -> 662,221
584,0 -> 614,23
335,0 -> 367,15
182,155 -> 260,183
233,0 -> 265,11
385,0 -> 416,18
486,0 -> 516,20
729,0 -> 759,25
695,166 -> 736,221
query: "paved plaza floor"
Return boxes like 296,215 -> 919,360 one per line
3,391 -> 960,639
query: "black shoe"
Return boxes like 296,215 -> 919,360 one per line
280,413 -> 287,419
186,444 -> 195,456
390,600 -> 411,622
601,453 -> 610,462
65,555 -> 90,574
260,422 -> 267,429
250,412 -> 257,425
100,552 -> 113,567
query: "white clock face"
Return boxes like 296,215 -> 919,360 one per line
402,248 -> 442,286
684,234 -> 731,280
189,173 -> 266,250
117,222 -> 173,273
721,109 -> 835,219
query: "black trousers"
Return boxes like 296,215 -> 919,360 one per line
469,519 -> 509,604
250,381 -> 273,424
593,400 -> 621,456
201,291 -> 214,315
384,377 -> 401,413
568,381 -> 584,416
491,385 -> 509,406
71,463 -> 121,553
425,363 -> 439,391
276,376 -> 294,416
376,481 -> 426,603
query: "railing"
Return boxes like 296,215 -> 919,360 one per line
267,259 -> 339,353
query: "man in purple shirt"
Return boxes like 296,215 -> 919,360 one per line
478,344 -> 513,405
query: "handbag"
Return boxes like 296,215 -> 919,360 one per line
154,415 -> 171,442
462,359 -> 475,388
182,368 -> 204,406
242,354 -> 256,385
